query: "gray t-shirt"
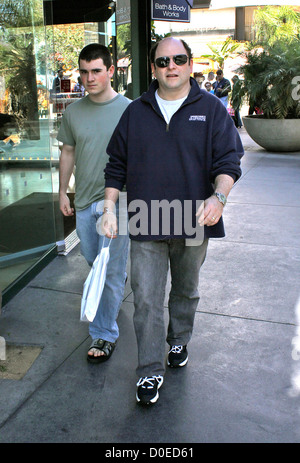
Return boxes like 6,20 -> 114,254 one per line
57,94 -> 130,211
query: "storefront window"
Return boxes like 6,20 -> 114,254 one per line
0,0 -> 132,303
0,0 -> 59,298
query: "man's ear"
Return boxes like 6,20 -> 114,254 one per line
108,65 -> 115,78
151,62 -> 156,79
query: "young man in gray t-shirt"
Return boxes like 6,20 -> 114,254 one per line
58,44 -> 131,363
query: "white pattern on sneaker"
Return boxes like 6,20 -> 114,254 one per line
167,345 -> 188,368
169,345 -> 184,353
136,375 -> 163,388
136,375 -> 164,404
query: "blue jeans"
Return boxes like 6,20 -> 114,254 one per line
130,238 -> 208,378
76,200 -> 129,343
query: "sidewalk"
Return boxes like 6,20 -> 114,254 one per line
0,127 -> 300,443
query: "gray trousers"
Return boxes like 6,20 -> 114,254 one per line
130,238 -> 208,378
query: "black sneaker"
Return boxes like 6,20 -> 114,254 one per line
136,375 -> 164,405
167,345 -> 188,368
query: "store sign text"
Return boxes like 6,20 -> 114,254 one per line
152,1 -> 190,22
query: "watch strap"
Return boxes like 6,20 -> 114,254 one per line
213,192 -> 227,206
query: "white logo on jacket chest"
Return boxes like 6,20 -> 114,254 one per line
189,115 -> 206,121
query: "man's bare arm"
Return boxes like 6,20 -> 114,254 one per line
59,144 -> 75,216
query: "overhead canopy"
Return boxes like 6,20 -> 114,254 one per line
192,0 -> 212,7
43,0 -> 213,26
43,0 -> 114,25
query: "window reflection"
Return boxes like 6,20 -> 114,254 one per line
0,0 -> 132,298
0,0 -> 58,295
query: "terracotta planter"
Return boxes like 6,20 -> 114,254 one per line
242,116 -> 300,152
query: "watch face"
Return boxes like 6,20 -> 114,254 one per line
219,193 -> 226,203
215,192 -> 226,205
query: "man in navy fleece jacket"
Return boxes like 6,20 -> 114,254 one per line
102,37 -> 244,406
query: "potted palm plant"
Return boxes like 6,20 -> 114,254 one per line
233,6 -> 300,152
235,40 -> 300,152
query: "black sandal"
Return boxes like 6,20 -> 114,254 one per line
87,338 -> 116,364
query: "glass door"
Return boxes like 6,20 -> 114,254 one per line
0,0 -> 59,299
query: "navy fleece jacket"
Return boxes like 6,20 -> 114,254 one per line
105,77 -> 243,241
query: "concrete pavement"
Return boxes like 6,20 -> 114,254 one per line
0,127 -> 300,444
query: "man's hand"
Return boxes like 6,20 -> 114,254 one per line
197,174 -> 234,225
99,209 -> 118,238
196,195 -> 224,227
59,192 -> 74,216
99,189 -> 121,238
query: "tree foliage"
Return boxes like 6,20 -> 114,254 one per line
0,0 -> 41,129
117,21 -> 170,67
45,24 -> 85,73
254,5 -> 300,45
234,5 -> 300,119
0,0 -> 42,28
236,40 -> 300,119
200,37 -> 241,70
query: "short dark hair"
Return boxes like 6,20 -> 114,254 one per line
150,38 -> 193,65
78,43 -> 112,70
216,69 -> 223,75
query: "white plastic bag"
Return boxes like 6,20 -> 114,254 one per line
80,238 -> 112,322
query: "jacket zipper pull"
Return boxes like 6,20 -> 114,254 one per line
166,123 -> 169,132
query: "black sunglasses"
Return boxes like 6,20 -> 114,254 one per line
155,54 -> 188,68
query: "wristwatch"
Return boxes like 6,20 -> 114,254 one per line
103,207 -> 114,215
213,192 -> 227,206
